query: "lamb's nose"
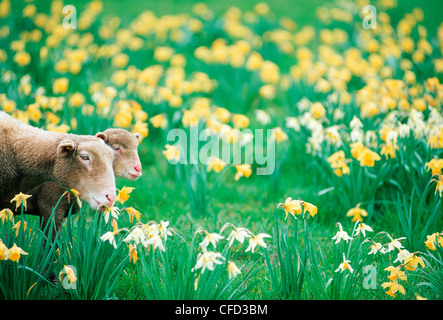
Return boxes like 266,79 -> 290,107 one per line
134,164 -> 142,173
105,193 -> 116,206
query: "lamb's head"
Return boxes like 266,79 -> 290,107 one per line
53,137 -> 116,211
95,129 -> 142,180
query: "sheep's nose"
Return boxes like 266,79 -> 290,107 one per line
105,193 -> 116,206
134,163 -> 142,173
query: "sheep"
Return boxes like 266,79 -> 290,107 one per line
0,111 -> 117,212
26,128 -> 143,233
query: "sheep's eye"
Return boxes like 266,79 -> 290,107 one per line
112,145 -> 121,151
80,154 -> 90,161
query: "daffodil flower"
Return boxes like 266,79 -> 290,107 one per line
227,261 -> 241,279
335,254 -> 353,273
10,192 -> 32,211
245,233 -> 271,253
353,222 -> 373,237
124,207 -> 141,223
0,240 -> 9,260
58,265 -> 77,285
146,234 -> 165,252
6,243 -> 28,262
103,206 -> 121,223
192,248 -> 225,274
404,253 -> 425,271
381,279 -> 405,298
158,220 -> 173,240
116,186 -> 135,204
199,231 -> 224,249
62,189 -> 82,208
331,222 -> 353,244
0,208 -> 14,224
234,164 -> 252,181
12,220 -> 27,237
424,232 -> 443,250
386,235 -> 406,252
393,248 -> 412,264
123,226 -> 148,247
100,231 -> 118,249
226,227 -> 252,247
277,197 -> 303,220
368,242 -> 386,255
128,244 -> 138,264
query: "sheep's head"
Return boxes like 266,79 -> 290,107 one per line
96,129 -> 142,181
54,137 -> 116,210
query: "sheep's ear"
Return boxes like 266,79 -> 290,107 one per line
57,139 -> 76,157
95,132 -> 108,143
133,132 -> 141,142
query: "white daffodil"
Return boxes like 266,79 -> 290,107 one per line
368,242 -> 386,255
386,235 -> 406,252
199,232 -> 225,249
354,222 -> 374,237
331,223 -> 353,244
192,248 -> 225,273
335,254 -> 353,273
227,227 -> 252,247
245,233 -> 271,253
228,261 -> 241,279
123,226 -> 148,247
394,249 -> 412,264
100,231 -> 117,249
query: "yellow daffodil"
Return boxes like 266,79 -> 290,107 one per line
162,144 -> 180,162
424,232 -> 443,250
128,244 -> 138,264
10,193 -> 32,211
404,253 -> 425,271
116,186 -> 135,204
0,208 -> 14,224
272,126 -> 288,143
382,279 -> 405,298
234,164 -> 252,181
124,207 -> 142,223
62,189 -> 82,208
207,156 -> 226,173
0,240 -> 9,260
277,197 -> 303,220
12,220 -> 27,237
431,174 -> 443,197
149,113 -> 168,129
232,114 -> 250,129
7,243 -> 28,262
58,265 -> 77,285
303,201 -> 318,218
346,204 -> 368,222
425,158 -> 443,176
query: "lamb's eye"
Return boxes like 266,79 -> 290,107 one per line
112,145 -> 121,151
80,154 -> 90,161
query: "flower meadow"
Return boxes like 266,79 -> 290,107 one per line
0,0 -> 443,301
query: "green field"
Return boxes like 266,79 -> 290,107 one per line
0,0 -> 443,301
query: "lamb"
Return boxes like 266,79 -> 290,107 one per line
0,111 -> 116,211
27,128 -> 143,232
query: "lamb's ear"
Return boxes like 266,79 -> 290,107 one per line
95,132 -> 108,143
57,139 -> 76,157
133,132 -> 141,142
